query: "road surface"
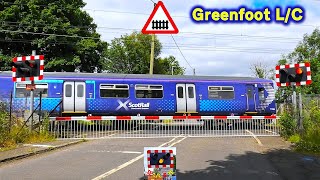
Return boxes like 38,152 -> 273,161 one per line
0,136 -> 319,180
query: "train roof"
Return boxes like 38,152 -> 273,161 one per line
0,71 -> 272,82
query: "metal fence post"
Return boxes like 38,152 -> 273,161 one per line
29,50 -> 36,131
9,91 -> 13,133
39,91 -> 42,133
298,92 -> 303,131
292,86 -> 297,117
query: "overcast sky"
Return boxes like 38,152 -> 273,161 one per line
82,0 -> 320,77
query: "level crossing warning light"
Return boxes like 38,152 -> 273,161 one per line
11,55 -> 44,82
144,147 -> 176,180
275,62 -> 311,87
142,1 -> 179,34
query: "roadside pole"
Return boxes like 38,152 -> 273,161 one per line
30,50 -> 36,131
292,86 -> 297,116
149,33 -> 155,75
298,92 -> 303,131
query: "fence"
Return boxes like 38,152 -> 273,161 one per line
49,116 -> 280,139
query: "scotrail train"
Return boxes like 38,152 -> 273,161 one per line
0,71 -> 276,116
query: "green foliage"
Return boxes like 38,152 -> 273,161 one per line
0,0 -> 106,72
249,61 -> 274,79
0,108 -> 10,147
154,56 -> 185,75
0,2 -> 183,74
279,112 -> 297,139
78,120 -> 95,126
280,99 -> 320,153
102,31 -> 185,74
277,28 -> 320,98
295,100 -> 320,153
0,107 -> 54,150
288,134 -> 300,143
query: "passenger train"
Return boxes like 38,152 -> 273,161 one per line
0,71 -> 276,116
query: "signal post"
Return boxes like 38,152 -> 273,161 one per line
12,52 -> 44,130
142,1 -> 179,75
276,62 -> 312,130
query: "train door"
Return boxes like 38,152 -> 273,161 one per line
63,81 -> 86,113
245,85 -> 256,112
176,84 -> 197,113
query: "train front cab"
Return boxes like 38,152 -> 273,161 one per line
244,83 -> 276,116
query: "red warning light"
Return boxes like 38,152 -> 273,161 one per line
296,68 -> 303,75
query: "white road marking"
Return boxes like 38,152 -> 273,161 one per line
245,130 -> 263,146
87,150 -> 142,154
168,136 -> 187,147
91,135 -> 187,180
99,133 -> 118,139
126,130 -> 144,134
117,151 -> 142,154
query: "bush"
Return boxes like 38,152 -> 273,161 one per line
280,99 -> 320,154
288,134 -> 300,143
0,109 -> 11,147
279,112 -> 297,139
0,108 -> 55,150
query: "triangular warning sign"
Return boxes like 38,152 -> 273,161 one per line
142,1 -> 179,34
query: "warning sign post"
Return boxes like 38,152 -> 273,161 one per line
142,1 -> 179,34
144,147 -> 177,180
142,1 -> 178,75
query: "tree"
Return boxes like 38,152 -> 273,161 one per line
154,56 -> 185,75
102,31 -> 185,75
249,61 -> 274,79
0,0 -> 106,72
277,28 -> 320,95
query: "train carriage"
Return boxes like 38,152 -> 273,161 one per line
0,71 -> 276,117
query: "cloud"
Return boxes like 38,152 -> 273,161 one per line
249,0 -> 298,8
83,0 -> 320,77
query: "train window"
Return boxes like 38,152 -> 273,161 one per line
222,87 -> 233,91
178,87 -> 183,98
77,85 -> 84,97
15,83 -> 48,98
136,85 -> 148,89
115,85 -> 128,89
101,84 -> 113,89
65,85 -> 72,97
135,85 -> 163,98
258,88 -> 265,102
209,86 -> 220,91
150,85 -> 163,90
208,86 -> 234,99
100,84 -> 129,98
188,87 -> 194,98
247,87 -> 253,99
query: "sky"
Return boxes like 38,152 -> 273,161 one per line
82,0 -> 320,77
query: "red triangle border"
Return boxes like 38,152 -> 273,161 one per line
141,1 -> 179,34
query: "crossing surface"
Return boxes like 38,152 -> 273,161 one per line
2,136 -> 316,180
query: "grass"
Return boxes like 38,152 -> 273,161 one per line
288,134 -> 300,144
0,109 -> 55,151
0,146 -> 17,152
280,101 -> 320,155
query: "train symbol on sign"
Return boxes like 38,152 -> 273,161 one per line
152,20 -> 169,30
142,1 -> 178,34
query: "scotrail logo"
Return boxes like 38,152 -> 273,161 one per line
116,100 -> 150,111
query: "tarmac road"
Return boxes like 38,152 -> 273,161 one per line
0,136 -> 319,180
